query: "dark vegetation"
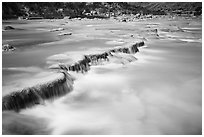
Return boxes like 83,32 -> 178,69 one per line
2,2 -> 202,20
134,2 -> 202,13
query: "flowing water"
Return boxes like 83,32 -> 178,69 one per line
2,16 -> 202,135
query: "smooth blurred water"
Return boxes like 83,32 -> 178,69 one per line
2,16 -> 202,135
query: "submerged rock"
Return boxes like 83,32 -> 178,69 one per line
160,27 -> 184,32
50,28 -> 64,32
58,32 -> 72,36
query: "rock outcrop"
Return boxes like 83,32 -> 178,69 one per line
2,41 -> 145,112
2,72 -> 74,112
50,41 -> 145,73
2,44 -> 16,52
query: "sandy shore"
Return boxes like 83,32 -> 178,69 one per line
2,16 -> 202,135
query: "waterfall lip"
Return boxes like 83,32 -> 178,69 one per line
2,41 -> 145,112
48,41 -> 144,74
2,71 -> 74,112
3,72 -> 66,94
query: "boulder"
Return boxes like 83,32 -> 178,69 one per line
2,44 -> 16,52
122,19 -> 127,22
4,26 -> 15,30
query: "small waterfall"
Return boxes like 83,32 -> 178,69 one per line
49,41 -> 145,73
2,72 -> 74,112
3,41 -> 145,112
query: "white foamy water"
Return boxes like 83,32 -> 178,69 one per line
47,54 -> 70,60
105,40 -> 125,45
2,66 -> 43,73
181,27 -> 201,30
179,38 -> 202,43
2,16 -> 202,135
20,39 -> 201,135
